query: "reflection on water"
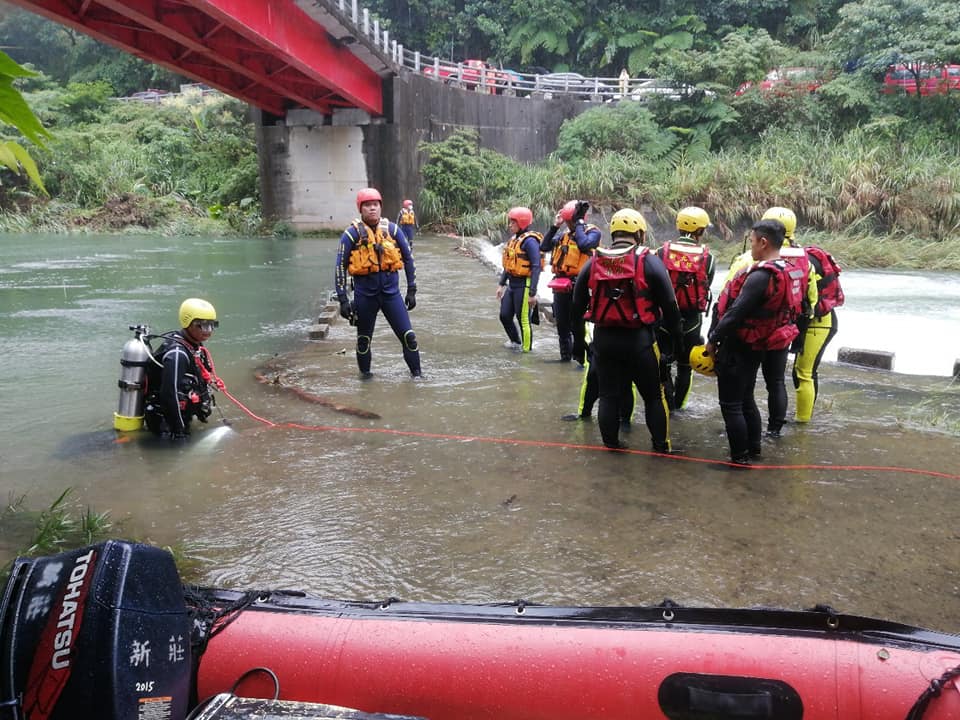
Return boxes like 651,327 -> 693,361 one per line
1,233 -> 958,634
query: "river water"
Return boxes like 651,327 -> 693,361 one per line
1,232 -> 958,634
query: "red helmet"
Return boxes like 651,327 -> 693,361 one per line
356,187 -> 382,210
507,206 -> 533,231
559,200 -> 579,223
403,199 -> 413,208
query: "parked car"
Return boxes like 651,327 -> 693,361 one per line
611,79 -> 717,102
735,67 -> 824,96
882,64 -> 960,95
423,59 -> 500,93
533,72 -> 615,99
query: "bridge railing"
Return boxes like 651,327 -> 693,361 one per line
332,0 -> 687,102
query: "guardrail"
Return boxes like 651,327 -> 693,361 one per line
327,0 -> 680,101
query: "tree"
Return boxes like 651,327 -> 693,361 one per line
0,50 -> 50,193
827,0 -> 960,94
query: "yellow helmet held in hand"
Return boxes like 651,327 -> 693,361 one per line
762,206 -> 796,242
676,206 -> 711,234
610,208 -> 647,237
179,298 -> 218,329
689,344 -> 716,377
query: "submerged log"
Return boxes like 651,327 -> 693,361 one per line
253,372 -> 381,420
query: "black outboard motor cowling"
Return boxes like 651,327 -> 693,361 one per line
0,540 -> 191,720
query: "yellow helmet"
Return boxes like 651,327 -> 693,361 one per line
610,208 -> 647,237
762,206 -> 796,241
676,206 -> 711,233
689,345 -> 716,377
179,298 -> 218,329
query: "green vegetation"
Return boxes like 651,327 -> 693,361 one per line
0,489 -> 202,586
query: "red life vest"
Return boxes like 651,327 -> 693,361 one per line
805,245 -> 845,317
715,259 -> 803,350
779,245 -> 811,306
584,246 -> 659,328
658,239 -> 711,312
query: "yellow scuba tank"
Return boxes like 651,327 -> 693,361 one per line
114,324 -> 152,431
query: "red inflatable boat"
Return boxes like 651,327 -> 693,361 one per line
3,541 -> 958,720
192,588 -> 960,720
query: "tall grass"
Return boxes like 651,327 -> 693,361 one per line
444,124 -> 960,266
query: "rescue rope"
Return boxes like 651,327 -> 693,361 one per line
904,663 -> 960,720
217,390 -> 960,481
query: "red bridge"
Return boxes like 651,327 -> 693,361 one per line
5,0 -> 393,117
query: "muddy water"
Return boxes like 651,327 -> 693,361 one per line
2,232 -> 958,633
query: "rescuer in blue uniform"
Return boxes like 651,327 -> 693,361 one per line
496,206 -> 543,352
396,199 -> 418,249
571,209 -> 682,452
540,200 -> 600,362
335,187 -> 421,378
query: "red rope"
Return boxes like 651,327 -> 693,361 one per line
220,391 -> 960,481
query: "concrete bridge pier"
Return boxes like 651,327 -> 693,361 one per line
257,71 -> 599,231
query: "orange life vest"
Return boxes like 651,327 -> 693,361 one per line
502,230 -> 544,277
347,220 -> 404,276
398,208 -> 416,226
550,224 -> 598,277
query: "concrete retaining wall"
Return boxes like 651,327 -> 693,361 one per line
258,71 -> 600,230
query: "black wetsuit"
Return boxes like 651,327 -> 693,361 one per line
572,244 -> 682,450
144,331 -> 212,438
708,270 -> 790,461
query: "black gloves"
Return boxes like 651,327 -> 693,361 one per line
573,200 -> 590,222
339,298 -> 352,320
405,289 -> 417,311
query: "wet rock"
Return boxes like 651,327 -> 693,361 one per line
837,347 -> 895,371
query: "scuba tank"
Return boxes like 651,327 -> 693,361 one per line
114,324 -> 153,431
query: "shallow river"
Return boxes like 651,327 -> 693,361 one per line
1,232 -> 958,634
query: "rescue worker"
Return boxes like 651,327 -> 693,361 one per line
656,206 -> 716,410
335,187 -> 421,378
562,323 -> 636,424
791,241 -> 845,423
144,298 -> 225,439
496,206 -> 542,352
571,208 -> 682,452
396,199 -> 418,249
761,206 -> 816,436
540,199 -> 600,362
705,219 -> 805,465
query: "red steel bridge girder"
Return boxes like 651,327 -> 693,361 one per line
7,0 -> 384,117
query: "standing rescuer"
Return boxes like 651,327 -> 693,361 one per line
656,206 -> 716,410
144,298 -> 225,440
396,199 -> 418,249
540,199 -> 601,363
571,208 -> 682,452
497,206 -> 543,352
336,187 -> 421,378
705,219 -> 804,465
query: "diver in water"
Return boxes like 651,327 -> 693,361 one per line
144,298 -> 224,440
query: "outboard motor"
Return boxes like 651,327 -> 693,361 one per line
0,541 -> 192,720
114,324 -> 152,431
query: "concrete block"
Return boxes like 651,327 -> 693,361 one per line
318,308 -> 338,324
308,324 -> 329,339
953,358 -> 960,378
837,347 -> 895,371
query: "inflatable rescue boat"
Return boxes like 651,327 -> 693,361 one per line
2,541 -> 958,720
